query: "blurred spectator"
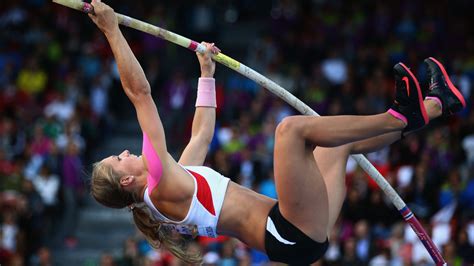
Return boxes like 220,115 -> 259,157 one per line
44,91 -> 75,123
19,179 -> 44,259
441,241 -> 462,266
439,169 -> 462,208
0,211 -> 18,253
100,252 -> 117,266
117,237 -> 140,266
0,149 -> 16,183
0,116 -> 26,160
29,123 -> 54,159
31,164 -> 60,246
8,253 -> 24,266
460,175 -> 474,217
365,190 -> 397,237
218,239 -> 239,266
324,226 -> 342,264
462,134 -> 474,168
354,219 -> 373,263
160,72 -> 192,151
0,229 -> 13,264
321,50 -> 348,86
56,120 -> 85,153
341,237 -> 364,266
30,246 -> 53,266
61,141 -> 83,248
456,226 -> 474,264
388,222 -> 408,265
202,250 -> 219,265
90,73 -> 111,123
342,187 -> 367,223
368,247 -> 390,266
42,115 -> 62,141
16,58 -> 47,97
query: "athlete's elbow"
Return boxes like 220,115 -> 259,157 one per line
126,85 -> 152,102
191,135 -> 213,148
201,136 -> 213,147
201,129 -> 215,145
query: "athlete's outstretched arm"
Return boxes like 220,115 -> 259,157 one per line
89,0 -> 168,163
179,43 -> 220,166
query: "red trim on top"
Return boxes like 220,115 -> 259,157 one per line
187,170 -> 216,216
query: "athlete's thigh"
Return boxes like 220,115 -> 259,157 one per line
273,128 -> 329,242
313,144 -> 351,234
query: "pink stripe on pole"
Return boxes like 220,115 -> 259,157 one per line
405,215 -> 445,265
82,3 -> 94,14
188,41 -> 199,51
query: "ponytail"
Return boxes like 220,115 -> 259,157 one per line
131,205 -> 202,264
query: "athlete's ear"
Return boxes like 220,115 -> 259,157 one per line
119,175 -> 135,187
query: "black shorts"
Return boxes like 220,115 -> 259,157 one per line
264,203 -> 329,265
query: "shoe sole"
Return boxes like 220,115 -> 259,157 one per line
396,62 -> 429,125
426,57 -> 466,109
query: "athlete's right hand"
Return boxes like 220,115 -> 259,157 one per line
88,0 -> 119,36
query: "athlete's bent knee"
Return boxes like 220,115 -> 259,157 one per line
276,116 -> 304,138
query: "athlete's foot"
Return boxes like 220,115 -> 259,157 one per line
424,57 -> 466,116
388,63 -> 428,134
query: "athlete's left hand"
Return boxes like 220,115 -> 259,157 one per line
197,42 -> 220,78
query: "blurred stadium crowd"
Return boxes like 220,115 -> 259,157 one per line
1,0 -> 474,265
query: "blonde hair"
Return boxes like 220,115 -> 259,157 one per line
91,161 -> 202,264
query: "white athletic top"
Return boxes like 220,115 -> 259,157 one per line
143,165 -> 230,238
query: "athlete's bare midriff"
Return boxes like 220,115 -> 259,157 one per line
216,181 -> 277,251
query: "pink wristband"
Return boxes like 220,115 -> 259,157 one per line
195,77 -> 216,108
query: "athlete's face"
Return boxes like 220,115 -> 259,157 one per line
103,150 -> 144,176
